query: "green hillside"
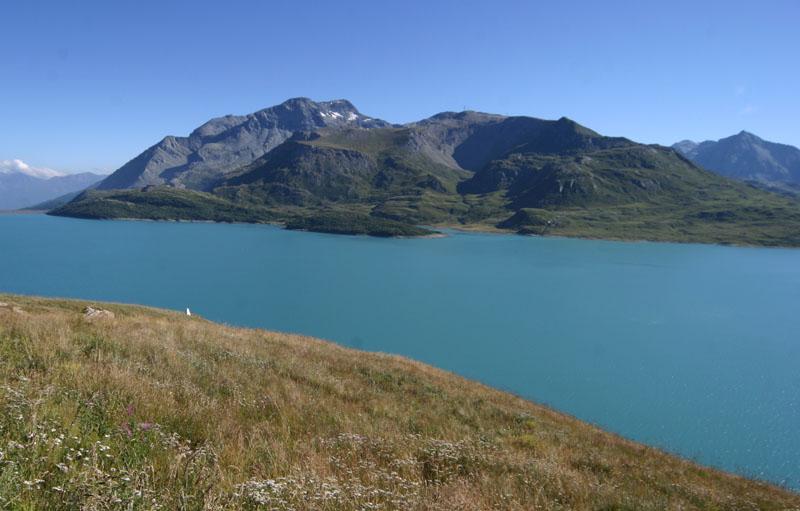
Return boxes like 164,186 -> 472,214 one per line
1,294 -> 798,510
213,128 -> 471,206
284,210 -> 436,237
49,187 -> 437,238
469,145 -> 800,246
51,187 -> 280,223
50,113 -> 800,246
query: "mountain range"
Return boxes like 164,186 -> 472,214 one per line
0,160 -> 104,210
97,98 -> 391,191
51,98 -> 800,246
673,131 -> 800,196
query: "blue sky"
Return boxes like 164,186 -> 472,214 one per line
1,0 -> 798,173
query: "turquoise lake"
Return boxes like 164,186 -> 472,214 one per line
1,213 -> 799,489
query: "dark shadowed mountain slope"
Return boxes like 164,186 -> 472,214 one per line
213,126 -> 473,208
215,112 -> 636,207
96,98 -> 391,191
405,112 -> 634,171
460,144 -> 704,208
52,104 -> 800,245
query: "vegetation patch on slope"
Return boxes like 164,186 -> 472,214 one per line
284,210 -> 437,237
48,187 -> 435,238
48,187 -> 280,223
0,295 -> 797,510
53,113 -> 800,246
495,176 -> 800,246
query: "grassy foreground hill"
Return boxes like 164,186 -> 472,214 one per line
1,295 -> 798,510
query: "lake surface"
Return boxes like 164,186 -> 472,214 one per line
2,213 -> 799,489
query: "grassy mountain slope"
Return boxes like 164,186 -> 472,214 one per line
51,110 -> 800,246
49,187 -> 281,223
284,210 -> 436,237
468,145 -> 800,245
48,186 -> 436,237
214,128 -> 471,206
1,294 -> 798,510
96,98 -> 393,192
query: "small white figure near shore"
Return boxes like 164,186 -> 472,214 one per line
186,308 -> 191,316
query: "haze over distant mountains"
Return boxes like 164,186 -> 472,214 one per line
673,132 -> 800,195
0,159 -> 104,210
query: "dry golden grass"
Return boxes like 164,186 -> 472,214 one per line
0,293 -> 797,510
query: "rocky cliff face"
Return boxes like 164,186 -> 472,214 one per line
97,98 -> 391,191
405,112 -> 634,173
211,110 -> 692,214
50,104 -> 800,246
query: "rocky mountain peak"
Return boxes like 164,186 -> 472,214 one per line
730,130 -> 762,146
673,131 -> 800,184
265,98 -> 381,129
190,114 -> 248,139
737,130 -> 756,138
98,98 -> 391,191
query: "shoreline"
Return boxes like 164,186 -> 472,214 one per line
17,209 -> 799,248
1,291 -> 798,498
0,290 -> 800,496
427,222 -> 800,250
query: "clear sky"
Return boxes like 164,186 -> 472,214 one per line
2,0 -> 798,174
